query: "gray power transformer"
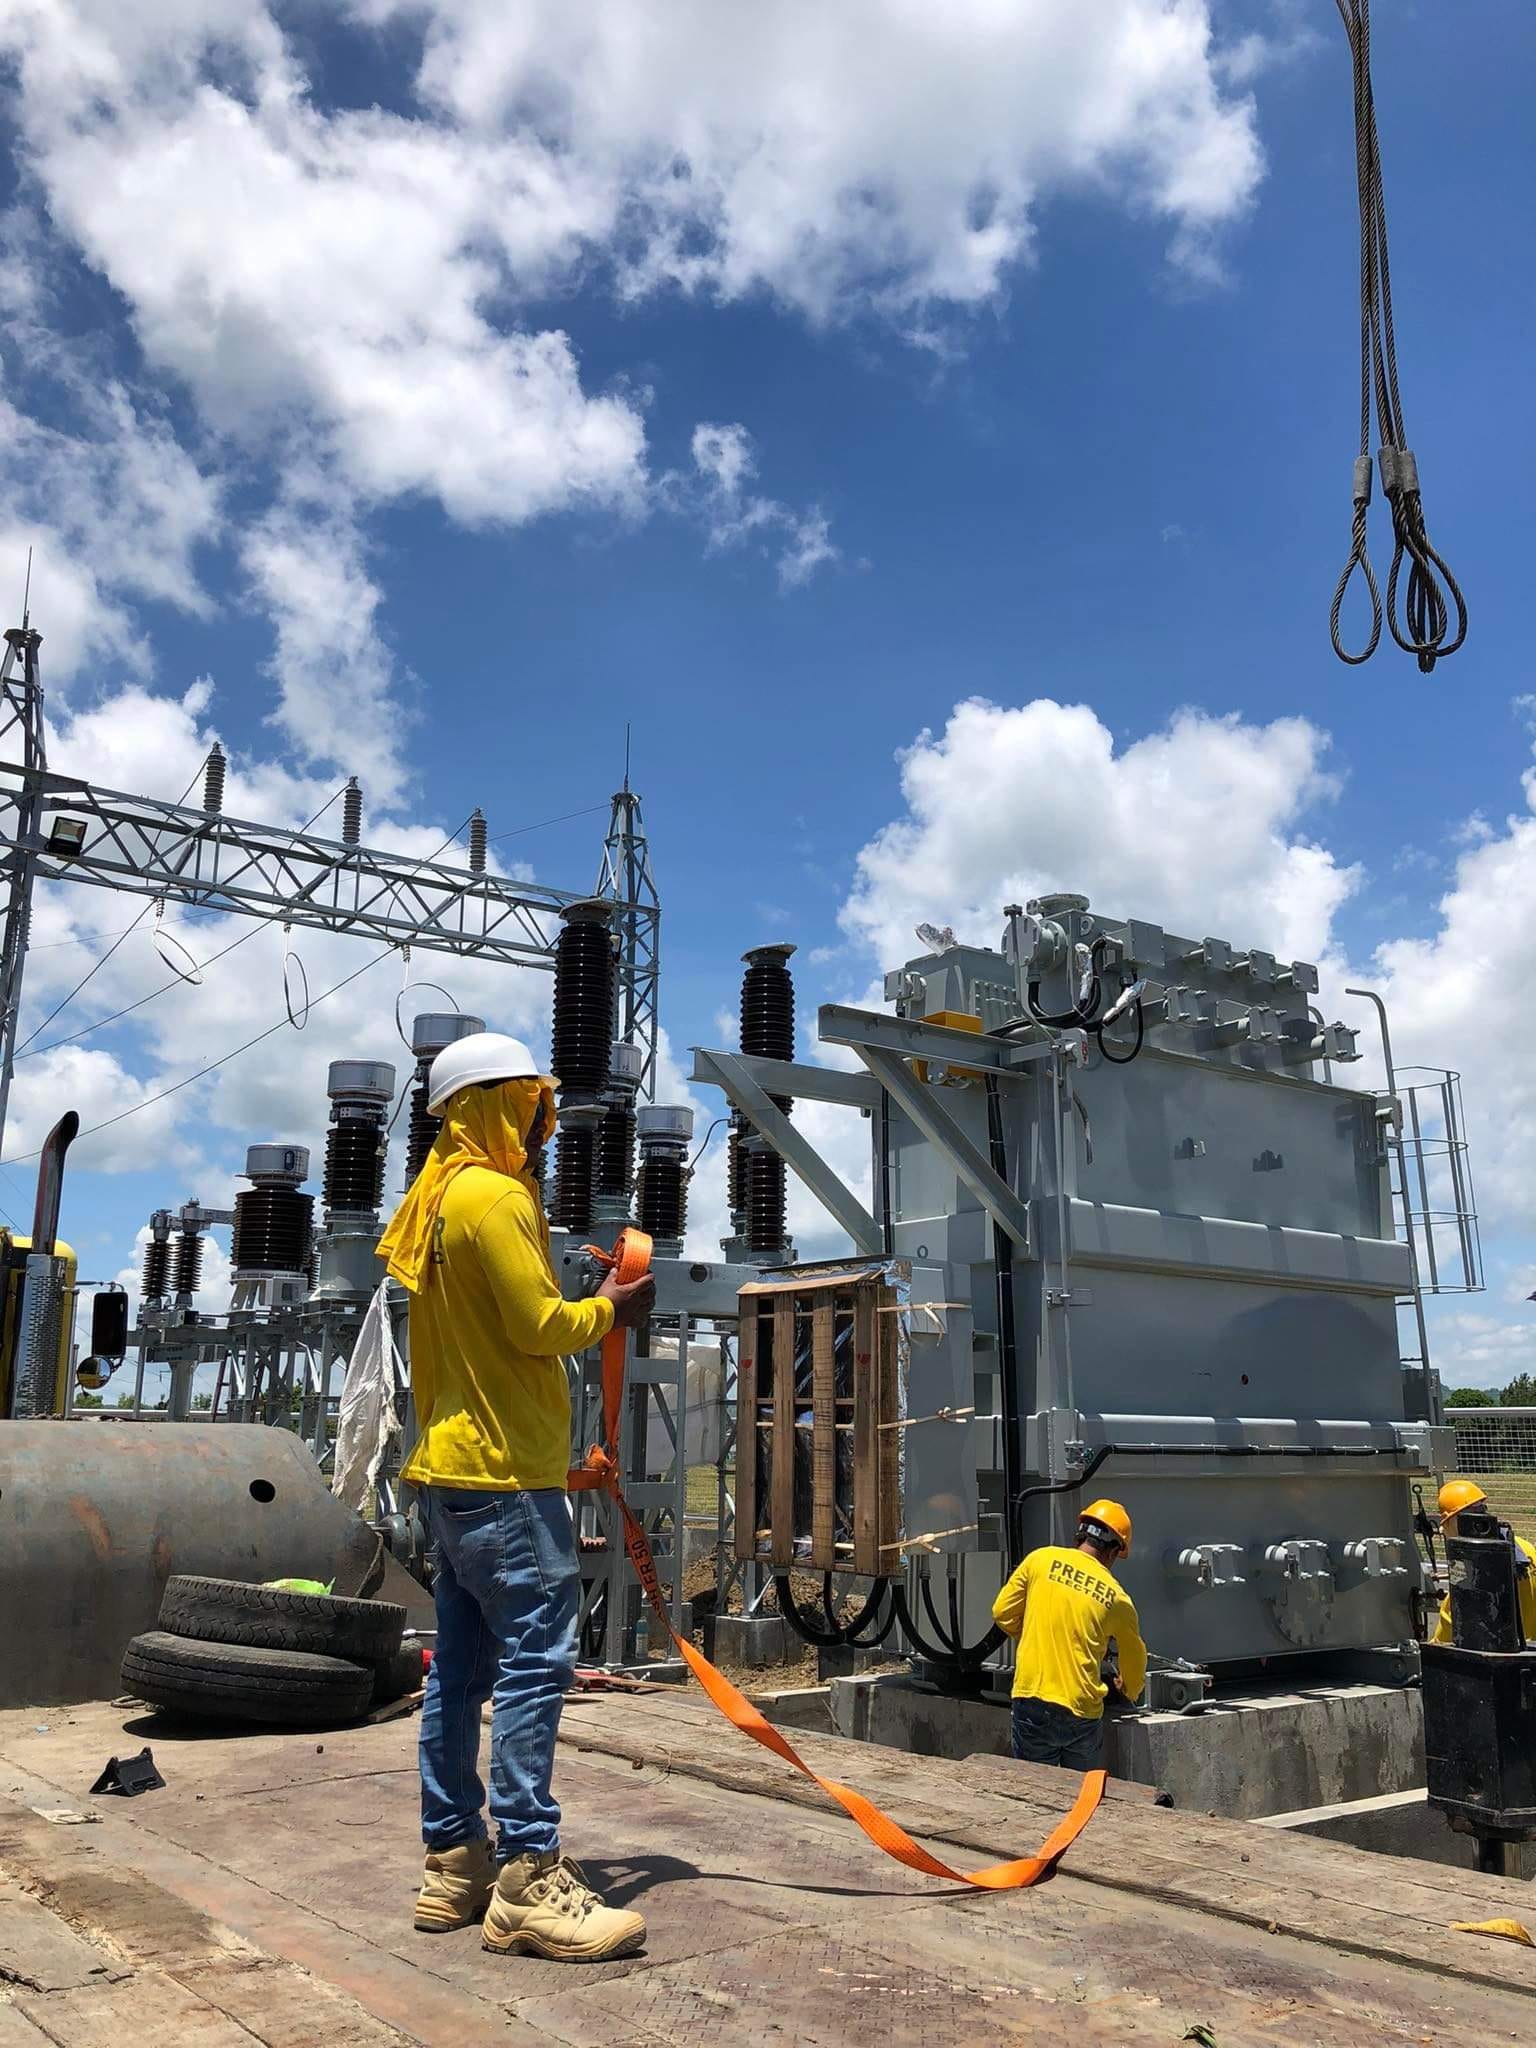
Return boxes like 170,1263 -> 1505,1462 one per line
696,891 -> 1457,1680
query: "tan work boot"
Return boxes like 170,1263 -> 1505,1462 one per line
415,1837 -> 496,1931
481,1849 -> 646,1961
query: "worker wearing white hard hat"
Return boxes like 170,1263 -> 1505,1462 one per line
377,1031 -> 653,1961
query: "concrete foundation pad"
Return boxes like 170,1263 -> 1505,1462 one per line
712,1612 -> 799,1668
830,1672 -> 1428,1818
1258,1788 -> 1536,1877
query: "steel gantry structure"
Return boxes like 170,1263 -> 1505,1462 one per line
0,621 -> 661,1158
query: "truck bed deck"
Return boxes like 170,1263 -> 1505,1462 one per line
2,1690 -> 1533,2045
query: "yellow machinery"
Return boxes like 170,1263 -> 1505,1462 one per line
0,1230 -> 77,1416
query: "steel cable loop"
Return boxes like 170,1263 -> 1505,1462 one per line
1330,0 -> 1467,670
1330,502 -> 1383,664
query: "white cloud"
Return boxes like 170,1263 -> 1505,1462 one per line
1365,801 -> 1536,1235
830,692 -> 1536,1388
683,424 -> 838,591
372,0 -> 1264,312
0,0 -> 1272,768
240,485 -> 408,807
840,697 -> 1358,971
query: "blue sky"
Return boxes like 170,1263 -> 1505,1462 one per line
0,1 -> 1531,1387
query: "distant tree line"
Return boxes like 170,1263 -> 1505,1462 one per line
1446,1374 -> 1536,1408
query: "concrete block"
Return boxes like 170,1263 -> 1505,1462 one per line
1110,1683 -> 1425,1819
816,1642 -> 894,1681
830,1672 -> 1427,1821
830,1673 -> 1011,1756
1257,1788 -> 1536,1877
711,1613 -> 799,1669
754,1685 -> 834,1733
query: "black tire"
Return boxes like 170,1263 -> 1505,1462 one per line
122,1631 -> 372,1728
370,1636 -> 426,1706
158,1574 -> 405,1663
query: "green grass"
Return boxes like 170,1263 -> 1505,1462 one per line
1480,1472 -> 1536,1547
685,1465 -> 728,1522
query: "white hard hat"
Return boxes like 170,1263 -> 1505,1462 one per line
426,1032 -> 542,1113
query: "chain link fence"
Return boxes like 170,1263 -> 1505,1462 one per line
1448,1408 -> 1536,1544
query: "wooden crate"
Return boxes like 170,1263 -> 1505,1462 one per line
734,1264 -> 902,1577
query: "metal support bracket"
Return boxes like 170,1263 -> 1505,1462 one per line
693,1049 -> 883,1254
855,1045 -> 1033,1254
689,1048 -> 879,1113
819,1003 -> 1047,1079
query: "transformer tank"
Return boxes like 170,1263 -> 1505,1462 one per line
706,891 -> 1456,1684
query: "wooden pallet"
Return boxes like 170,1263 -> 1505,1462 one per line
735,1264 -> 901,1576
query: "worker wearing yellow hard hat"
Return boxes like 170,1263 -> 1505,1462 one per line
377,1033 -> 656,1962
1431,1478 -> 1536,1645
991,1498 -> 1147,1769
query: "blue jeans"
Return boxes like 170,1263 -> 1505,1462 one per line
1011,1695 -> 1105,1770
419,1487 -> 580,1861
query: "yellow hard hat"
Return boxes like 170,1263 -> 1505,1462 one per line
1079,1498 -> 1132,1557
1438,1478 -> 1487,1519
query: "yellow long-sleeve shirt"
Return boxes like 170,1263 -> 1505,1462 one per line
401,1165 -> 614,1493
1432,1533 -> 1536,1645
992,1544 -> 1148,1721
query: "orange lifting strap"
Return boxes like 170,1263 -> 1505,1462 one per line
568,1226 -> 1106,1891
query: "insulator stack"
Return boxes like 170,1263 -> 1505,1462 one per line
233,1187 -> 314,1271
405,1014 -> 485,1184
322,1061 -> 395,1217
741,948 -> 796,1064
141,1235 -> 170,1302
636,1105 -> 693,1252
324,1118 -> 386,1213
727,1119 -> 748,1219
202,743 -> 226,816
740,944 -> 795,1255
637,1153 -> 685,1242
596,1104 -> 636,1200
744,1151 -> 786,1255
551,903 -> 616,1095
172,1228 -> 204,1299
405,1081 -> 438,1185
341,776 -> 363,846
232,1144 -> 313,1274
553,1123 -> 596,1232
468,808 -> 488,874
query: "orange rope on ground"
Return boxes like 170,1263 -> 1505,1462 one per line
568,1227 -> 1107,1890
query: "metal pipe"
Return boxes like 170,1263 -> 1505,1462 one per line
1404,1081 -> 1441,1291
1346,985 -> 1435,1415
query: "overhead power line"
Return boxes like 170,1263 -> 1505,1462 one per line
0,944 -> 396,1168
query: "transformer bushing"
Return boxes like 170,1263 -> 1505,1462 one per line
551,901 -> 615,1233
172,1226 -> 204,1304
232,1143 -> 314,1279
404,1012 -> 485,1184
140,1227 -> 171,1305
636,1105 -> 693,1256
310,1059 -> 395,1301
592,1040 -> 643,1229
740,943 -> 795,1260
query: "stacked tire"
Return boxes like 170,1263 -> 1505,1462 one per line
122,1576 -> 414,1730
